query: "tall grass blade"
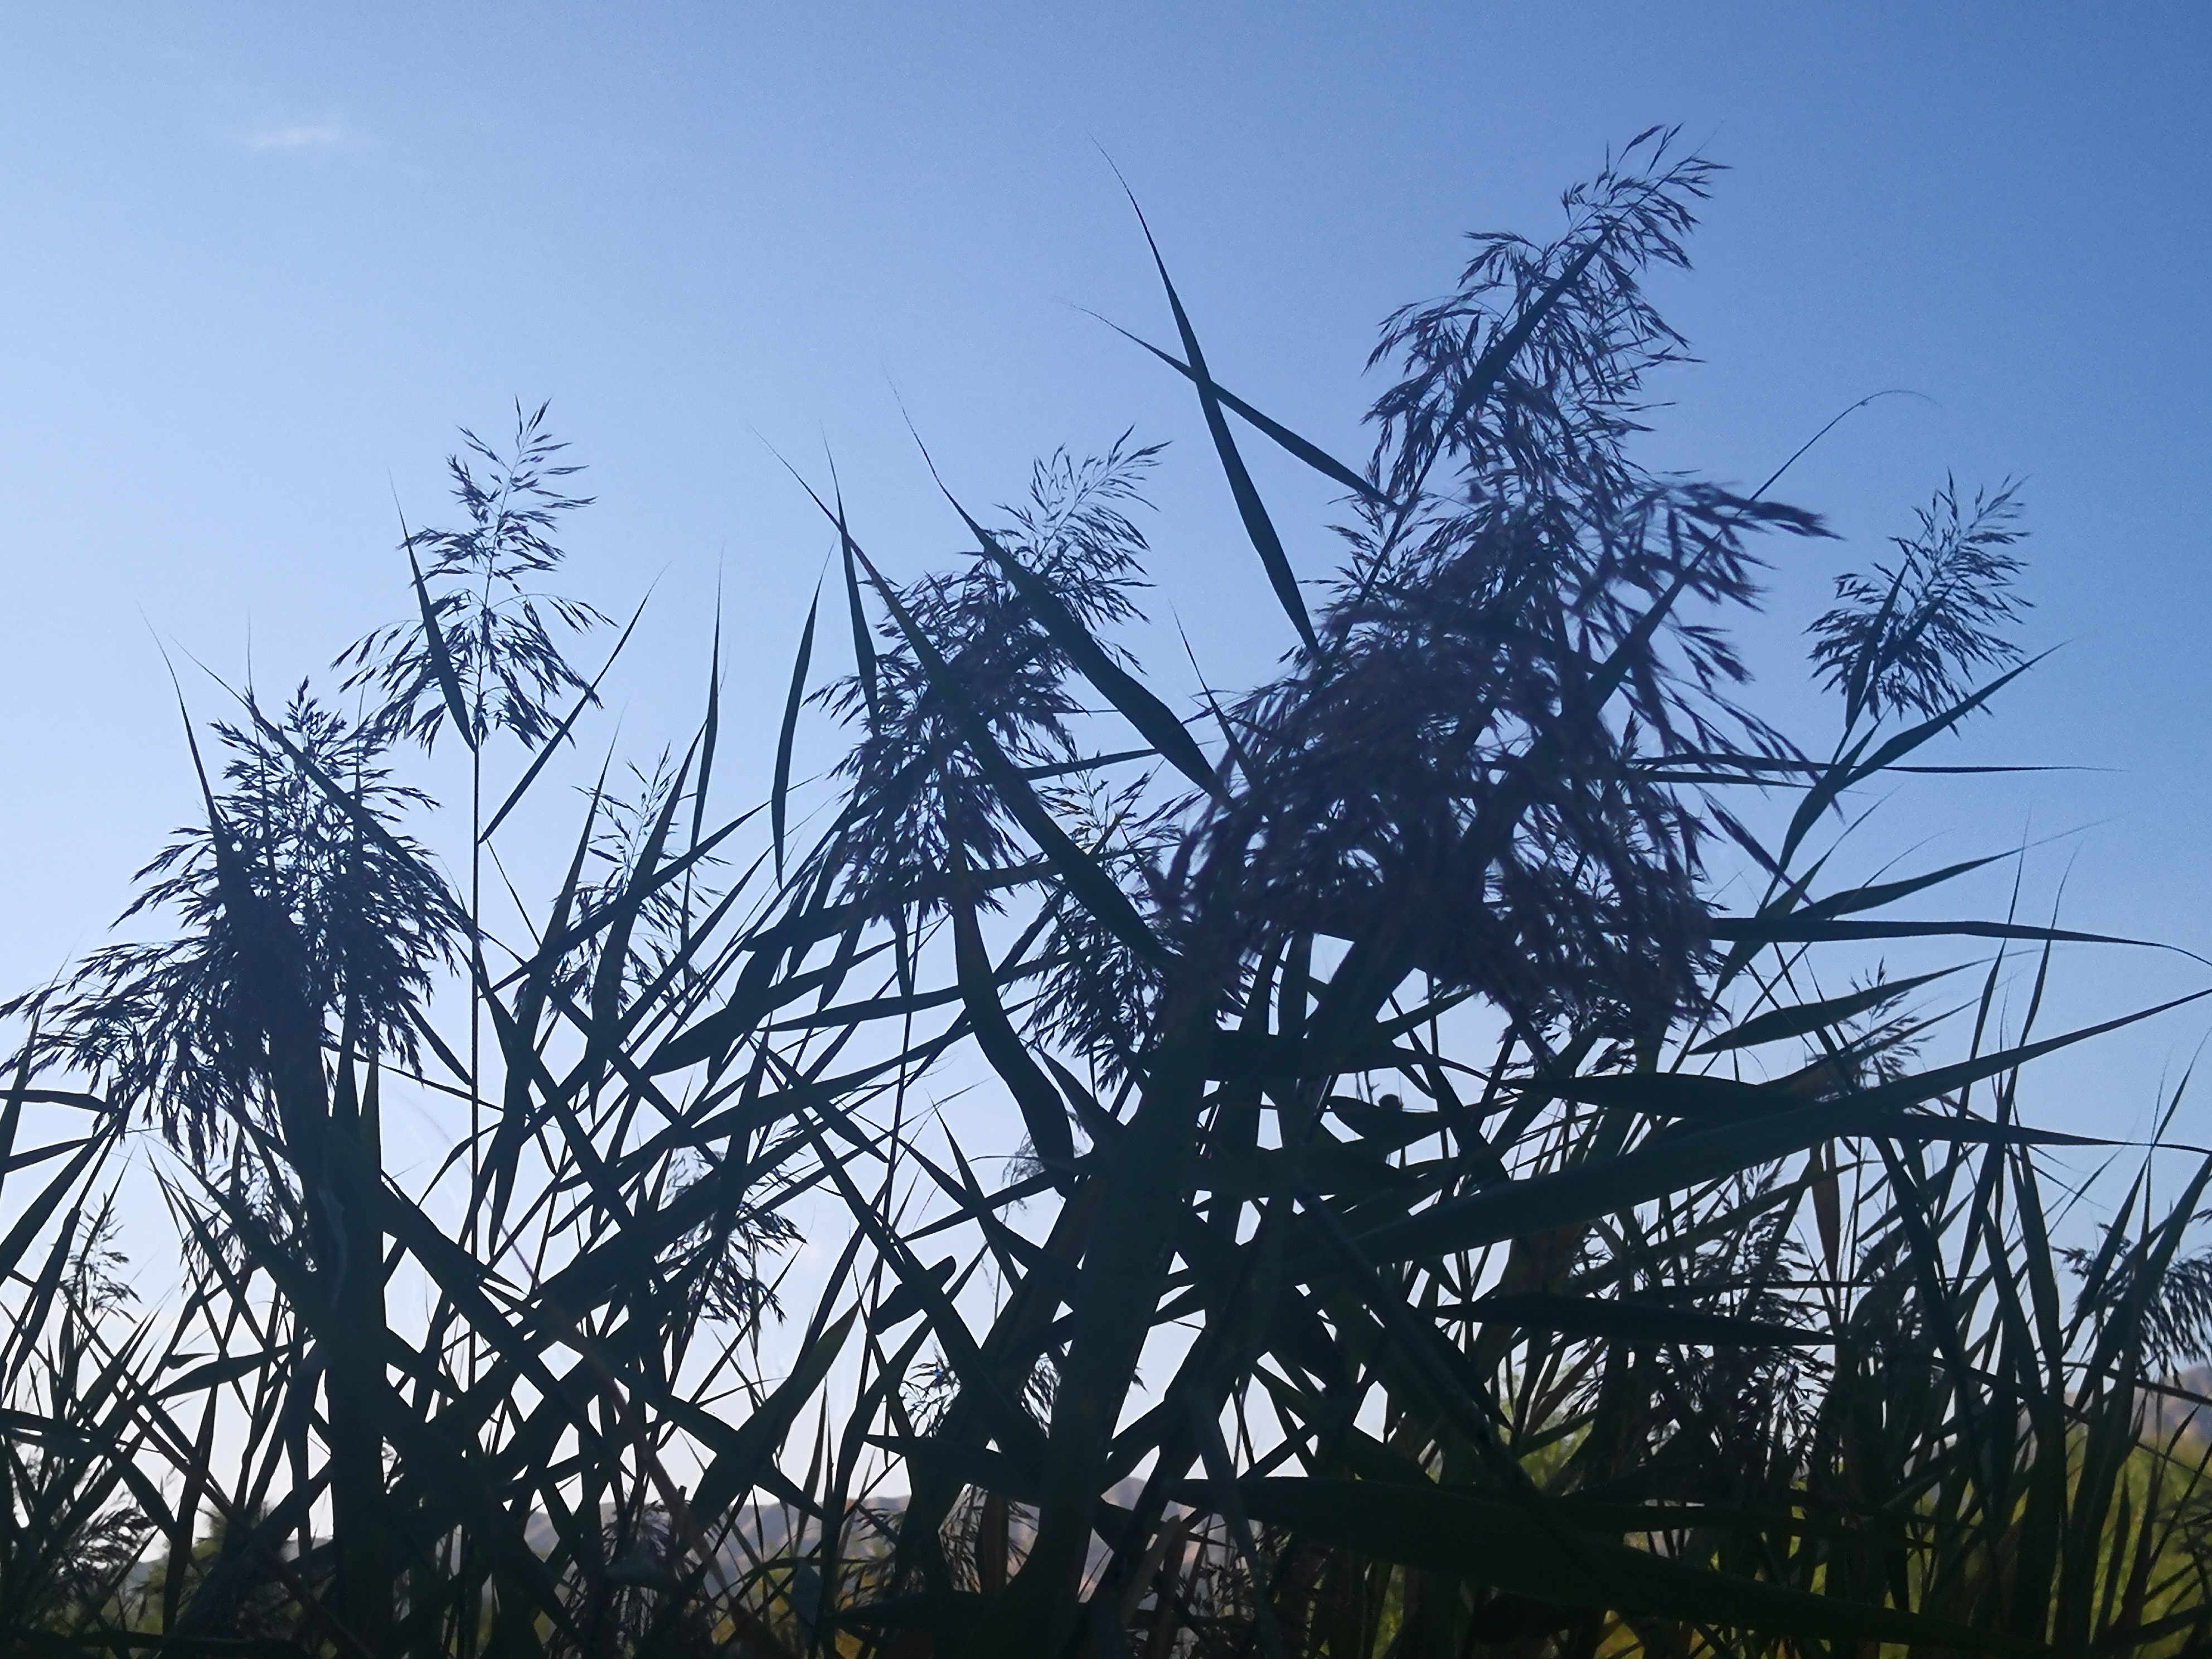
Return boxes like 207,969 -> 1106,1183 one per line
773,586 -> 819,881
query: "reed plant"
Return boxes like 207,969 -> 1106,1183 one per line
5,127 -> 2211,1659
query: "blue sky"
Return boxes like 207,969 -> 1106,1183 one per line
3,4 -> 2209,1137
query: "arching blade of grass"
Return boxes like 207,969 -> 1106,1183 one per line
832,474 -> 880,729
643,944 -> 870,1077
692,586 -> 724,852
407,541 -> 474,753
583,743 -> 695,1046
1090,312 -> 1391,507
772,585 -> 818,881
478,590 -> 649,843
1690,967 -> 1960,1054
946,833 -> 1075,1171
1122,189 -> 1318,655
1740,852 -> 2009,933
1710,915 -> 2180,952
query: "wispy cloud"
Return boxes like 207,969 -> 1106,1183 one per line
240,115 -> 360,154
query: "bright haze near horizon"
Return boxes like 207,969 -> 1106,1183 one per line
2,3 -> 2208,1179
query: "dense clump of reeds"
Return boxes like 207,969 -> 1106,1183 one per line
6,127 -> 2212,1658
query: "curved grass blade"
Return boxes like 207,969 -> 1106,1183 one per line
1691,967 -> 1959,1055
832,472 -> 881,729
406,541 -> 474,753
479,589 -> 650,842
947,833 -> 1074,1171
1120,186 -> 1317,654
1776,852 -> 2009,926
1090,312 -> 1390,507
827,493 -> 876,734
1709,916 -> 2185,954
774,585 -> 820,880
692,586 -> 722,851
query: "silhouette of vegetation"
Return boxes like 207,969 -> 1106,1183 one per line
5,127 -> 2212,1658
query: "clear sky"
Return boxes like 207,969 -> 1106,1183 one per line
3,4 -> 2209,1141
